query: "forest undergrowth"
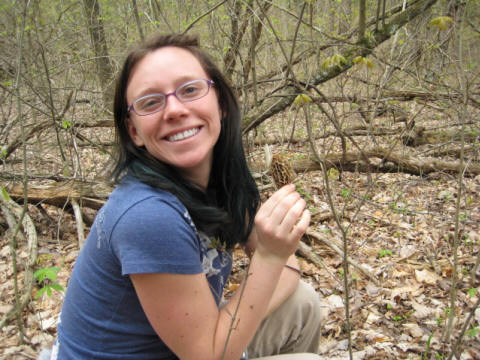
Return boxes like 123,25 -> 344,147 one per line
1,105 -> 479,360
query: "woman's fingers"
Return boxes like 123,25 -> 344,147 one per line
290,208 -> 311,240
257,184 -> 296,218
277,197 -> 307,236
254,185 -> 310,260
255,191 -> 300,236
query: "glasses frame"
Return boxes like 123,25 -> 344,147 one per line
127,79 -> 215,116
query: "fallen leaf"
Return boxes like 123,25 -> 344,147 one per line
365,311 -> 382,325
228,283 -> 239,292
399,245 -> 417,259
360,329 -> 392,343
402,323 -> 424,338
365,283 -> 382,298
415,269 -> 441,285
391,282 -> 422,300
299,260 -> 319,276
326,294 -> 344,309
411,300 -> 435,319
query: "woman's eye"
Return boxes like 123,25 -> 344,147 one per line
140,97 -> 163,109
180,85 -> 200,97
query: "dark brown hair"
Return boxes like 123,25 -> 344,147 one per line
110,34 -> 259,247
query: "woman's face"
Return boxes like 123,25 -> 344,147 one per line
126,46 -> 222,187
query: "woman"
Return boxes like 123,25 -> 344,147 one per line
51,34 -> 322,360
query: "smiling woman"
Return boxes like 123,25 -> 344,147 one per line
125,47 -> 222,188
49,34 -> 322,360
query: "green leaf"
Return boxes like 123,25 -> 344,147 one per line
1,187 -> 10,201
378,249 -> 393,258
353,56 -> 374,69
341,188 -> 351,198
35,287 -> 47,299
34,268 -> 47,283
45,267 -> 60,281
467,288 -> 477,297
429,16 -> 454,31
61,119 -> 72,129
50,283 -> 64,292
293,93 -> 312,107
331,53 -> 347,69
327,168 -> 339,180
321,53 -> 347,70
466,326 -> 480,338
34,267 -> 60,283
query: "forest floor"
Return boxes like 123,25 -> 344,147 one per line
1,115 -> 480,359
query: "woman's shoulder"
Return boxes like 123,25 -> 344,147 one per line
106,176 -> 196,230
95,176 -> 198,247
109,175 -> 185,211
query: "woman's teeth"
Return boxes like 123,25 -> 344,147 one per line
168,127 -> 199,142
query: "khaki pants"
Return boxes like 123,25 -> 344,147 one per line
248,281 -> 323,360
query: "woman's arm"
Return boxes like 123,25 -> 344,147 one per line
244,232 -> 301,318
265,254 -> 301,317
130,184 -> 310,360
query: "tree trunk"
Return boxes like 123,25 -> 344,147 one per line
131,0 -> 145,41
82,0 -> 114,110
223,0 -> 249,82
358,0 -> 366,41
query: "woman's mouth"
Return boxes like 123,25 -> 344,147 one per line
166,127 -> 201,142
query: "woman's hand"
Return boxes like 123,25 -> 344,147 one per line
252,184 -> 310,264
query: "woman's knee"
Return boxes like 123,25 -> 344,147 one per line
291,281 -> 323,325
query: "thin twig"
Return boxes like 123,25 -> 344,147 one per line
0,196 -> 38,330
182,0 -> 227,34
303,103 -> 353,359
445,7 -> 468,343
221,261 -> 252,360
447,295 -> 480,360
306,229 -> 380,286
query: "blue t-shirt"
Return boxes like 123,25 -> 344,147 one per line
52,177 -> 233,359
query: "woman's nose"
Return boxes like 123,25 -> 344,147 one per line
163,94 -> 189,120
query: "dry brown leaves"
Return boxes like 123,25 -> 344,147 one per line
1,167 -> 480,359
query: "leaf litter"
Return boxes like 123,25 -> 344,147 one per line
1,171 -> 480,359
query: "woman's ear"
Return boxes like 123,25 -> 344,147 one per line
126,118 -> 144,146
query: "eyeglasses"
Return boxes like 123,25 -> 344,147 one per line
128,79 -> 214,116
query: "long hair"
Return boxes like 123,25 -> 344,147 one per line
110,34 -> 259,248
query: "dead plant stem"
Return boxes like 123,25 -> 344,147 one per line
447,295 -> 480,360
5,0 -> 31,343
445,8 -> 468,344
303,104 -> 353,360
221,261 -> 252,360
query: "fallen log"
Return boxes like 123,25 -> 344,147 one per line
250,125 -> 403,146
402,128 -> 479,147
251,147 -> 480,177
3,144 -> 480,210
5,180 -> 111,210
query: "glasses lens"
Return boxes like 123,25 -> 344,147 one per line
177,80 -> 209,102
134,95 -> 165,115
